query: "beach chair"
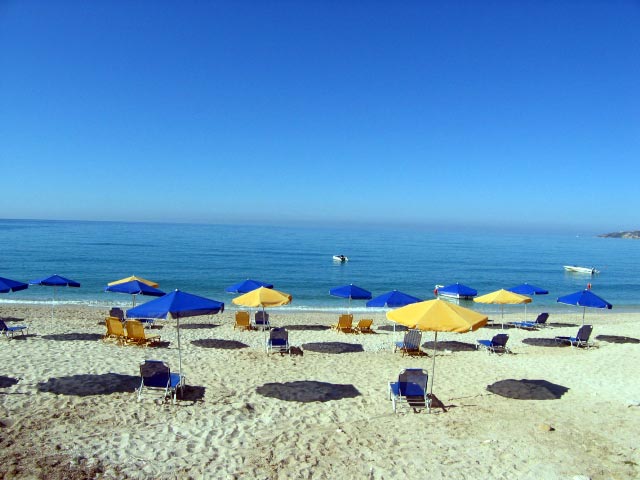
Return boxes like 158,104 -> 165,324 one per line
137,360 -> 182,404
394,329 -> 422,356
477,333 -> 510,354
354,319 -> 374,334
104,316 -> 127,343
234,311 -> 252,330
0,319 -> 28,338
267,327 -> 290,355
253,311 -> 270,331
109,307 -> 125,321
388,368 -> 431,413
331,314 -> 353,333
555,325 -> 593,349
510,312 -> 549,330
125,320 -> 161,346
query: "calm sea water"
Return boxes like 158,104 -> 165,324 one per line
1,219 -> 639,313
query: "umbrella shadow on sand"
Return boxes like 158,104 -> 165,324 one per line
283,324 -> 331,332
301,342 -> 364,354
179,323 -> 221,330
41,333 -> 104,342
179,385 -> 206,403
548,322 -> 578,328
422,340 -> 477,352
595,335 -> 640,344
191,339 -> 249,350
377,324 -> 408,332
256,381 -> 360,403
37,373 -> 139,396
487,379 -> 569,400
1,316 -> 26,323
521,338 -> 565,348
0,376 -> 19,388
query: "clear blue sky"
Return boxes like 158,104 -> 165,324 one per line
1,1 -> 639,232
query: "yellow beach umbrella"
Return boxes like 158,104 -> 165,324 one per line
387,299 -> 488,394
473,289 -> 531,329
232,287 -> 292,347
108,275 -> 159,288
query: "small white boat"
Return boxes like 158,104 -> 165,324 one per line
563,265 -> 599,275
333,255 -> 348,263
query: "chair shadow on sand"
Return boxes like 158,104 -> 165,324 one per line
1,317 -> 26,323
422,340 -> 477,352
179,323 -> 221,330
283,324 -> 331,332
191,339 -> 249,350
37,373 -> 140,396
301,342 -> 364,354
595,335 -> 640,344
548,322 -> 579,328
179,385 -> 206,403
41,333 -> 104,342
0,376 -> 19,388
487,379 -> 569,400
256,380 -> 360,403
521,338 -> 565,348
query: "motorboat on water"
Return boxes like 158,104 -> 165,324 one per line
333,255 -> 349,263
434,283 -> 478,300
563,265 -> 599,275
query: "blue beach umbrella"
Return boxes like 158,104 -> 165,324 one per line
436,283 -> 478,299
29,274 -> 81,320
127,289 -> 225,382
330,284 -> 372,313
225,279 -> 274,294
105,280 -> 165,307
557,289 -> 612,326
0,276 -> 29,293
367,289 -> 422,333
507,283 -> 549,321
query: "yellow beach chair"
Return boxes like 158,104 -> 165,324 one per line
104,316 -> 127,344
355,319 -> 373,334
234,311 -> 252,330
125,320 -> 160,346
331,314 -> 353,333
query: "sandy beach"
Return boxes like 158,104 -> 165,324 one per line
1,304 -> 639,479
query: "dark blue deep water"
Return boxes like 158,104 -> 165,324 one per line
1,219 -> 638,312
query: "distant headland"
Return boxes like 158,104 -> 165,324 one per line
598,231 -> 640,239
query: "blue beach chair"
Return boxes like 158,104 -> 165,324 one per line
388,368 -> 431,413
0,319 -> 28,338
510,312 -> 549,330
254,311 -> 270,331
394,329 -> 422,356
555,325 -> 593,349
477,334 -> 510,354
267,327 -> 290,355
137,360 -> 182,404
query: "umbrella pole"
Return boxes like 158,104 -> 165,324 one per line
582,307 -> 586,326
51,286 -> 56,321
177,316 -> 183,386
501,305 -> 504,330
263,306 -> 267,351
430,332 -> 438,395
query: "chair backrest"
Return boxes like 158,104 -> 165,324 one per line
235,311 -> 250,326
398,368 -> 428,396
577,325 -> 593,342
491,334 -> 509,348
139,360 -> 171,388
535,313 -> 549,324
0,320 -> 8,331
105,316 -> 124,336
338,314 -> 353,328
357,319 -> 373,329
403,329 -> 422,349
269,327 -> 288,345
126,320 -> 145,339
109,307 -> 125,321
255,311 -> 270,323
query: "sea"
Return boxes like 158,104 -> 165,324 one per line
1,219 -> 639,314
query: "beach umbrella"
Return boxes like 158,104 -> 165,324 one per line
366,289 -> 422,333
105,280 -> 165,307
474,289 -> 531,329
225,279 -> 274,294
556,289 -> 612,326
107,275 -> 159,288
127,289 -> 224,382
232,287 -> 292,348
0,276 -> 29,293
387,299 -> 488,395
29,274 -> 81,320
507,283 -> 549,321
330,284 -> 372,313
436,283 -> 478,299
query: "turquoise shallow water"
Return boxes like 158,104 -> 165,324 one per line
1,219 -> 638,313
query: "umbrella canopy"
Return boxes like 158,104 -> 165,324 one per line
126,290 -> 224,381
507,283 -> 548,321
436,283 -> 478,298
231,286 -> 292,308
225,279 -> 274,294
0,276 -> 29,293
330,284 -> 372,312
29,274 -> 81,320
474,289 -> 531,328
557,289 -> 612,325
387,299 -> 487,394
366,290 -> 422,308
108,275 -> 159,288
105,280 -> 166,307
